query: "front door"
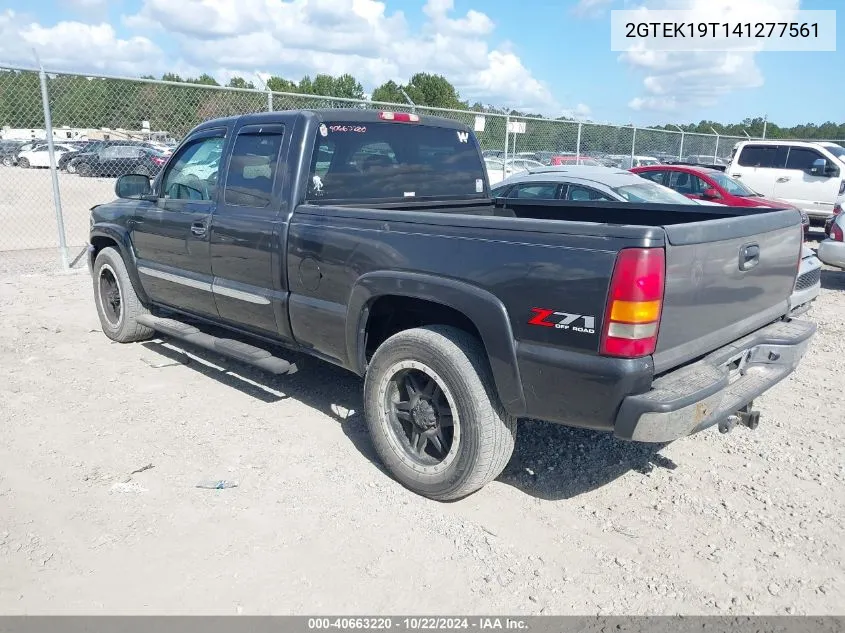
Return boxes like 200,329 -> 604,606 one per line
131,129 -> 227,317
772,146 -> 839,217
210,122 -> 291,338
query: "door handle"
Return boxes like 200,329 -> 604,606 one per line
776,176 -> 790,183
731,173 -> 742,178
191,222 -> 207,236
739,243 -> 760,271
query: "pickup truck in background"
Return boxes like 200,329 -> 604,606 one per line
87,109 -> 816,501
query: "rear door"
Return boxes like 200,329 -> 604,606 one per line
730,144 -> 788,197
653,209 -> 803,373
131,129 -> 227,317
210,121 -> 293,338
772,146 -> 840,217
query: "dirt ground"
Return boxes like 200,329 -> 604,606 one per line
0,243 -> 843,616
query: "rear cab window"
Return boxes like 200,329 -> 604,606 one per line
737,145 -> 787,168
306,120 -> 486,204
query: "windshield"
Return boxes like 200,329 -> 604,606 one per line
710,172 -> 757,196
307,121 -> 486,202
824,144 -> 845,163
613,181 -> 697,204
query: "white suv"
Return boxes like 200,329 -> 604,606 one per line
728,140 -> 845,222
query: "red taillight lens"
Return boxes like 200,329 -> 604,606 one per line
833,223 -> 844,242
600,248 -> 665,358
378,111 -> 420,122
151,156 -> 165,165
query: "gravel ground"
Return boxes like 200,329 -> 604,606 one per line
0,240 -> 843,615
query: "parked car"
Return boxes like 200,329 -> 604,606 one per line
62,140 -> 151,172
823,197 -> 843,237
684,155 -> 729,167
490,165 -> 709,205
728,140 -> 845,224
548,155 -> 602,166
494,166 -> 820,316
16,143 -> 80,168
482,150 -> 504,159
631,164 -> 811,237
0,140 -> 25,166
88,109 -> 814,501
485,157 -> 545,185
70,144 -> 169,177
618,155 -> 661,169
817,212 -> 845,269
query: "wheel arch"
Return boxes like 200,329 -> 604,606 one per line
347,271 -> 526,416
89,225 -> 150,306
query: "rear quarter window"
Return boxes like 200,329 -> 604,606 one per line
737,145 -> 787,168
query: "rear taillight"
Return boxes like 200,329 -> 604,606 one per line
151,156 -> 165,165
833,222 -> 844,242
600,248 -> 665,358
833,203 -> 843,218
378,111 -> 420,122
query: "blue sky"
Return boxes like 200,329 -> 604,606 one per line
0,0 -> 841,127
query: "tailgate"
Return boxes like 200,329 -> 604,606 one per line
653,209 -> 803,374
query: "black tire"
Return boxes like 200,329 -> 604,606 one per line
77,161 -> 92,177
1,156 -> 12,167
18,157 -> 29,168
92,246 -> 154,343
363,325 -> 517,501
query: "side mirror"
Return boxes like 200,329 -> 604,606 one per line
115,174 -> 153,199
807,158 -> 836,177
702,187 -> 721,199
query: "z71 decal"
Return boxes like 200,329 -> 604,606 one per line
528,308 -> 596,334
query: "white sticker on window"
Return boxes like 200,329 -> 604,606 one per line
319,124 -> 328,137
476,179 -> 483,193
404,192 -> 415,197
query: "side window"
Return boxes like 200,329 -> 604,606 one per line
510,183 -> 558,199
566,185 -> 613,201
737,145 -> 785,168
638,170 -> 666,185
162,135 -> 226,202
223,129 -> 284,208
785,147 -> 823,171
667,171 -> 705,194
100,147 -> 121,160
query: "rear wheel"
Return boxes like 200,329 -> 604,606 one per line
17,157 -> 29,168
92,246 -> 153,343
363,325 -> 517,501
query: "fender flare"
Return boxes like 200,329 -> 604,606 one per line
346,271 -> 526,416
90,224 -> 151,306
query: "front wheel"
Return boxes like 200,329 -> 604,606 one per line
77,162 -> 92,177
363,325 -> 517,501
92,246 -> 154,343
17,157 -> 29,168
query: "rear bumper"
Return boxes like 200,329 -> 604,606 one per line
817,239 -> 845,270
614,318 -> 816,443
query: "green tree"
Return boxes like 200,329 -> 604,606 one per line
371,80 -> 405,104
188,73 -> 220,86
266,76 -> 298,92
332,73 -> 364,100
404,73 -> 465,109
227,76 -> 255,89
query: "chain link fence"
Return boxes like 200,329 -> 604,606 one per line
1,64 -> 843,269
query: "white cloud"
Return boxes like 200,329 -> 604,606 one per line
579,0 -> 801,114
572,0 -> 615,17
119,0 -> 563,113
0,9 -> 165,76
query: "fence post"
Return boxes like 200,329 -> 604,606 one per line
267,91 -> 273,112
679,131 -> 685,160
503,116 -> 510,181
631,126 -> 637,162
35,53 -> 69,270
714,135 -> 720,161
576,122 -> 582,160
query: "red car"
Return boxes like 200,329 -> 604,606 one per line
631,164 -> 810,237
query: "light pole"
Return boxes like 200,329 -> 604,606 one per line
399,88 -> 416,113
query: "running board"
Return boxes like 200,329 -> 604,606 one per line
137,315 -> 298,375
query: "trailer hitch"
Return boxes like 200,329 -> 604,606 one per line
718,404 -> 760,434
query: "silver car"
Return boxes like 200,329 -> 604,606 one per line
817,212 -> 845,270
491,166 -> 821,315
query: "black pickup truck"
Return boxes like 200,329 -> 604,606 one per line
88,109 -> 815,500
